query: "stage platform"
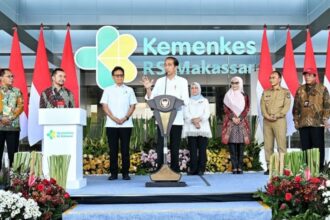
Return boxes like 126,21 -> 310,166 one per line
64,173 -> 271,220
63,201 -> 271,220
68,172 -> 268,204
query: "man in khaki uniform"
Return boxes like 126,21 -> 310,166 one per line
261,70 -> 291,175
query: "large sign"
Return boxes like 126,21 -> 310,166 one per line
75,26 -> 257,89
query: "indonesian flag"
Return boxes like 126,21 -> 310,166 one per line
304,28 -> 319,82
257,27 -> 273,129
61,26 -> 79,107
28,26 -> 51,145
324,29 -> 330,94
9,28 -> 29,140
281,28 -> 299,136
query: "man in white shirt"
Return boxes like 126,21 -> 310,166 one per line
100,66 -> 137,180
142,57 -> 189,172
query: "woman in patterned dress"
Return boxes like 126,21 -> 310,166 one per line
222,77 -> 250,174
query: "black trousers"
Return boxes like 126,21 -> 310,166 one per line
188,136 -> 208,174
299,127 -> 325,169
0,130 -> 20,170
157,125 -> 182,172
228,143 -> 244,170
106,127 -> 132,176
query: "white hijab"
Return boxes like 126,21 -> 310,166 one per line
223,76 -> 245,117
190,82 -> 204,101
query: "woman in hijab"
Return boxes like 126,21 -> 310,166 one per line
183,82 -> 212,175
222,76 -> 250,174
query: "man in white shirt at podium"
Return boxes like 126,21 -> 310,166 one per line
100,66 -> 137,180
142,57 -> 189,172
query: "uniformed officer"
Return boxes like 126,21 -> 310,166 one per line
261,70 -> 291,175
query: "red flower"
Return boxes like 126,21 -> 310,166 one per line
267,183 -> 275,195
37,184 -> 45,191
309,177 -> 321,184
46,188 -> 52,195
50,178 -> 57,184
283,169 -> 291,176
64,192 -> 70,199
294,176 -> 302,183
285,193 -> 292,201
42,179 -> 50,186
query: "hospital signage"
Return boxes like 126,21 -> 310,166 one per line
75,26 -> 257,89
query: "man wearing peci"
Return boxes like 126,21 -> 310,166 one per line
293,68 -> 330,170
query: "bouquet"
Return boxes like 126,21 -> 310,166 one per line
9,173 -> 75,220
257,168 -> 330,219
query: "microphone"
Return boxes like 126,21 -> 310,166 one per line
164,72 -> 168,95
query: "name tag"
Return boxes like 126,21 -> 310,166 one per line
304,100 -> 309,108
56,100 -> 65,108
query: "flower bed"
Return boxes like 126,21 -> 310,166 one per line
83,148 -> 256,175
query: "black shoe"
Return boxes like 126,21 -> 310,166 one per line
108,175 -> 118,180
122,174 -> 131,180
232,171 -> 237,174
198,171 -> 204,176
187,171 -> 196,175
237,170 -> 243,174
264,170 -> 269,175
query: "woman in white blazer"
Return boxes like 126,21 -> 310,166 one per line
183,82 -> 212,175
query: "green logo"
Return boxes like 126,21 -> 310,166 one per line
47,130 -> 57,140
47,130 -> 74,140
74,26 -> 138,89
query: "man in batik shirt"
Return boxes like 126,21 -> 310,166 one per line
293,68 -> 330,170
39,68 -> 75,108
0,68 -> 24,170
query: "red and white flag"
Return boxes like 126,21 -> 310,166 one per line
61,26 -> 79,107
257,26 -> 273,128
9,28 -> 29,140
304,28 -> 319,82
28,26 -> 51,145
324,29 -> 330,93
281,28 -> 299,136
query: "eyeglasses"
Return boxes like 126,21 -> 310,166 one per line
113,74 -> 124,78
231,81 -> 239,85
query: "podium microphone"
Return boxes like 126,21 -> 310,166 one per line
164,72 -> 168,96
